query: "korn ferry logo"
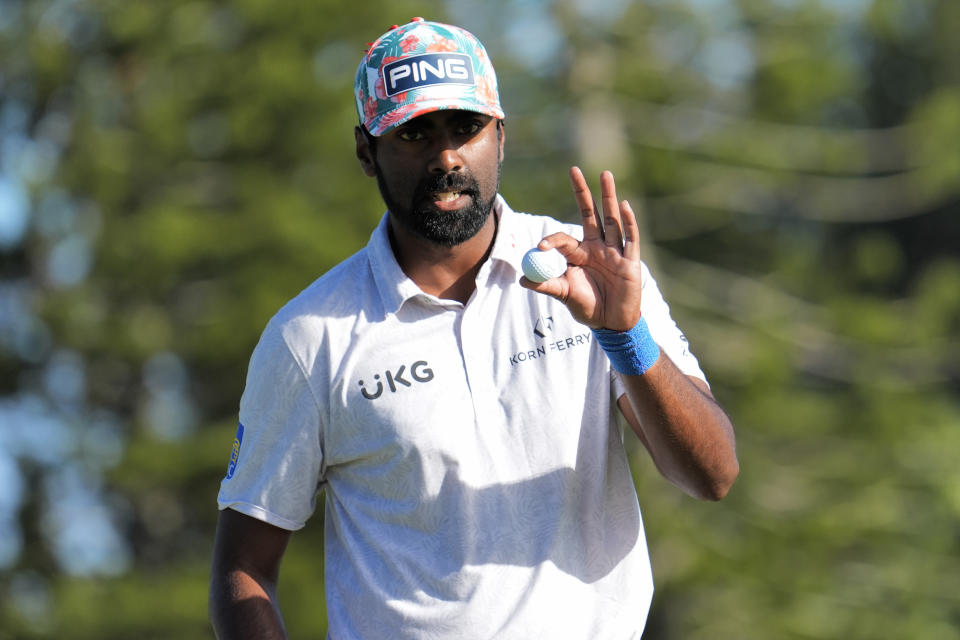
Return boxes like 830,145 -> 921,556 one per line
358,360 -> 434,400
383,53 -> 475,97
509,333 -> 592,366
509,316 -> 592,366
534,315 -> 554,339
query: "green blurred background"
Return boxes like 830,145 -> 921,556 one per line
1,0 -> 959,638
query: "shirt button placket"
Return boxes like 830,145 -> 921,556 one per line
458,299 -> 498,427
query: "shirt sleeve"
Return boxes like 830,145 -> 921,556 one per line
638,261 -> 707,384
216,321 -> 324,530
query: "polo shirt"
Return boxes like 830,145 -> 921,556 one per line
218,195 -> 707,639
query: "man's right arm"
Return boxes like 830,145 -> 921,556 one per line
210,508 -> 293,640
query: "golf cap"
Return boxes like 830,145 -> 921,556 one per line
355,17 -> 505,136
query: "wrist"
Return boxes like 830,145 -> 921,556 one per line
591,317 -> 661,375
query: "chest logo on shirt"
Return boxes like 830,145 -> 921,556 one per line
509,315 -> 592,366
533,315 -> 554,338
509,332 -> 592,366
358,360 -> 434,400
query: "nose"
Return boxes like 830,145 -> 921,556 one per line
427,135 -> 464,174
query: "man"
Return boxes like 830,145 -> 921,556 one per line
210,17 -> 738,640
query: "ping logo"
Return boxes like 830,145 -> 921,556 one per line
358,360 -> 434,400
383,53 -> 474,97
225,422 -> 244,479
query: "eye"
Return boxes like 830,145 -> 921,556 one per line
396,127 -> 425,142
456,119 -> 484,136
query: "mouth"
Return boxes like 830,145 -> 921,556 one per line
431,190 -> 472,211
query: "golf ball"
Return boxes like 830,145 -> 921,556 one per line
521,248 -> 567,283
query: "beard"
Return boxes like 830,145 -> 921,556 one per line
374,161 -> 501,248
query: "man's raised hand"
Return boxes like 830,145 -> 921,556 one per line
520,167 -> 644,332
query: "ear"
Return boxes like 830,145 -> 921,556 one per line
355,126 -> 377,177
497,120 -> 506,164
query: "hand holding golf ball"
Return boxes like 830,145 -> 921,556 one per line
519,167 -> 644,332
521,247 -> 568,283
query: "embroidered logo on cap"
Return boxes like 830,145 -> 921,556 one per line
382,53 -> 475,97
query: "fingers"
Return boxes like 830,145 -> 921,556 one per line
620,199 -> 641,262
569,167 -> 604,243
570,167 -> 633,251
537,231 -> 580,255
599,171 -> 623,249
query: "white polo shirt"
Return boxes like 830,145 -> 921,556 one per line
218,195 -> 706,639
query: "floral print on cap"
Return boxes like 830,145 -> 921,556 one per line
355,18 -> 505,136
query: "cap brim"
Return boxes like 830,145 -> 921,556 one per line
367,99 -> 505,136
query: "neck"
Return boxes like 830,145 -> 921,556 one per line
388,208 -> 498,304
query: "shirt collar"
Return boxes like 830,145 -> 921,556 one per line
487,194 -> 527,272
366,212 -> 423,316
366,194 -> 526,315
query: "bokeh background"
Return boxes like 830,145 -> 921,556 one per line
2,0 -> 959,638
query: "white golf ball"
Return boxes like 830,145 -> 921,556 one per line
521,248 -> 567,283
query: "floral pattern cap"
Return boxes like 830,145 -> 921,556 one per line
355,17 -> 505,136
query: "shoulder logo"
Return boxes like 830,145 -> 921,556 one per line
383,53 -> 475,97
225,423 -> 244,479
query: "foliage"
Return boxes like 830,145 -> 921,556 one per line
1,0 -> 958,638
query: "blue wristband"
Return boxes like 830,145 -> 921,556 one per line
592,317 -> 661,375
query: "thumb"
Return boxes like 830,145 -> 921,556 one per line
518,273 -> 570,302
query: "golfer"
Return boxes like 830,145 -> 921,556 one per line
210,17 -> 738,639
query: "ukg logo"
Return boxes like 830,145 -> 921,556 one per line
358,361 -> 435,400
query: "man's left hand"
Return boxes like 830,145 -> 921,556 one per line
520,167 -> 643,332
